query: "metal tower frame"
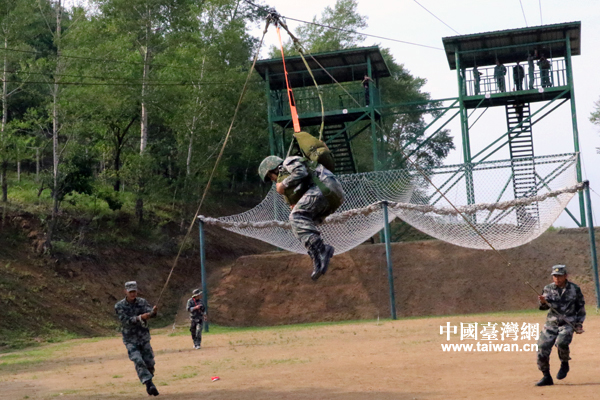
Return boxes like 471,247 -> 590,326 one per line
442,21 -> 586,227
255,46 -> 391,173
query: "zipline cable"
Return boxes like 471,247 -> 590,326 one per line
282,16 -> 444,51
0,79 -> 261,87
275,23 -> 301,133
273,14 -> 325,139
0,46 -> 231,73
240,0 -> 443,51
519,0 -> 528,27
0,69 -> 260,85
412,0 -> 460,35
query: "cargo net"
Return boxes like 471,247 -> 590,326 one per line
199,153 -> 581,253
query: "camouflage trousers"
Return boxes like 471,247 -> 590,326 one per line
528,69 -> 535,89
289,178 -> 344,250
496,76 -> 506,92
537,324 -> 573,372
190,319 -> 203,346
124,341 -> 155,383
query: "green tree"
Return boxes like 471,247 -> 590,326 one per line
91,0 -> 199,155
378,49 -> 454,170
0,0 -> 45,201
590,98 -> 600,125
268,0 -> 367,57
591,98 -> 600,155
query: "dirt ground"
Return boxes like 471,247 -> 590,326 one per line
1,312 -> 599,400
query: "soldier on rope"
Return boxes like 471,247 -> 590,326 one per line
186,288 -> 207,349
115,281 -> 160,396
535,265 -> 585,386
258,154 -> 344,280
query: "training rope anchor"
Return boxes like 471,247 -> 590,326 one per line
275,16 -> 326,140
275,21 -> 301,133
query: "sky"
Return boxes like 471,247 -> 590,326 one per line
248,0 -> 600,228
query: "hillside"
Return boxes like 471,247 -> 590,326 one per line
0,209 -> 272,349
209,228 -> 599,326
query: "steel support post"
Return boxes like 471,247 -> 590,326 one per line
367,55 -> 380,171
566,34 -> 586,226
455,49 -> 475,213
583,181 -> 600,308
265,67 -> 276,156
199,220 -> 209,332
382,202 -> 397,320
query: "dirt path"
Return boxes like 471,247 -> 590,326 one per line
1,312 -> 598,400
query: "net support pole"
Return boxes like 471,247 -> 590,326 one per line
583,181 -> 600,308
199,220 -> 209,332
382,202 -> 397,320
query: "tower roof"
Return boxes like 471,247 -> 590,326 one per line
255,46 -> 391,90
442,21 -> 581,70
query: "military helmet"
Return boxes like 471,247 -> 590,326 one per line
258,155 -> 283,182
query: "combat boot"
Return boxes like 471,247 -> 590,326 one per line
307,236 -> 325,280
317,243 -> 334,277
556,362 -> 569,380
307,247 -> 322,280
535,372 -> 554,386
145,380 -> 159,396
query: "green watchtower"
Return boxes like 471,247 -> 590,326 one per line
254,46 -> 391,174
442,21 -> 585,226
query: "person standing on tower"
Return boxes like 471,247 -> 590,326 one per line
527,52 -> 536,89
494,60 -> 507,92
513,61 -> 525,91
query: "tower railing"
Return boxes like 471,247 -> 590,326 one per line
269,83 -> 380,117
462,58 -> 567,97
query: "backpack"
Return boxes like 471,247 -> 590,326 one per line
293,131 -> 335,173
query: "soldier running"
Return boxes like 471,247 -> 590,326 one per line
258,155 -> 344,280
186,289 -> 207,349
115,281 -> 160,396
535,265 -> 585,386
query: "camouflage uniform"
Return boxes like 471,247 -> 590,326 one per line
280,156 -> 344,250
115,296 -> 156,384
537,280 -> 585,372
186,296 -> 206,347
513,63 -> 525,91
527,53 -> 535,89
473,66 -> 482,95
494,63 -> 507,92
538,57 -> 552,88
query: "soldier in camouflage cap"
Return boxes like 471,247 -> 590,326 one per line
259,154 -> 344,281
186,289 -> 207,349
114,281 -> 160,396
535,265 -> 585,386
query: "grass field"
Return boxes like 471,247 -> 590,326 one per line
1,311 -> 597,400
